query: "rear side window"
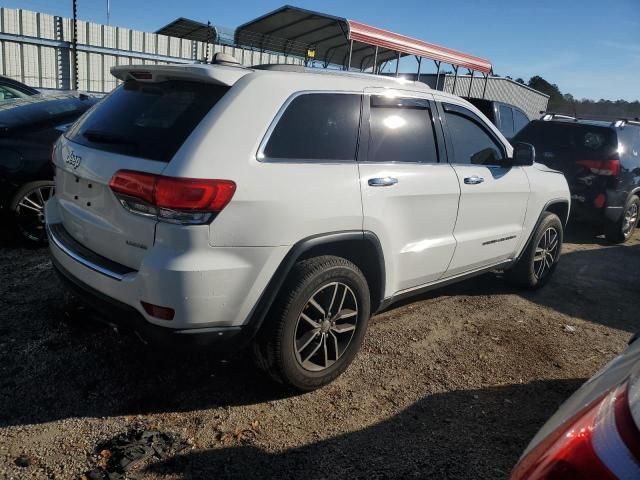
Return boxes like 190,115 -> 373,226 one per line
367,95 -> 439,163
513,110 -> 529,135
66,80 -> 228,162
262,93 -> 361,161
443,103 -> 505,165
499,106 -> 514,138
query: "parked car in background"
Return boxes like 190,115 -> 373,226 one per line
464,97 -> 530,141
0,93 -> 98,244
0,75 -> 39,101
512,333 -> 640,479
514,115 -> 640,243
46,61 -> 569,390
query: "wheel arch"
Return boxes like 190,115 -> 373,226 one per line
628,187 -> 640,200
544,200 -> 570,227
243,231 -> 386,341
515,199 -> 569,263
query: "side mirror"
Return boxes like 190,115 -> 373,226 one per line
512,142 -> 536,166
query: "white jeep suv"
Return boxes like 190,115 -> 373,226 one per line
46,62 -> 570,390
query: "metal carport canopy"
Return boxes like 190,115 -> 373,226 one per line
156,17 -> 218,44
348,20 -> 492,73
234,5 -> 492,73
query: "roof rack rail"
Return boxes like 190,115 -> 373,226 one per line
541,112 -> 577,121
612,118 -> 640,128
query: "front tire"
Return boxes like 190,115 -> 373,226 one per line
605,195 -> 639,244
253,255 -> 371,391
506,212 -> 563,289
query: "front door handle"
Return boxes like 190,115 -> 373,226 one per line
464,175 -> 485,185
368,177 -> 398,187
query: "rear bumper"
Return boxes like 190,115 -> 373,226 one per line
52,257 -> 245,350
570,190 -> 625,224
45,197 -> 288,347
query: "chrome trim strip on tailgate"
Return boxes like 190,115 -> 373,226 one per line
46,223 -> 136,281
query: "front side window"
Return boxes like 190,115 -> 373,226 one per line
263,93 -> 361,161
443,103 -> 505,165
367,95 -> 439,163
499,105 -> 514,138
514,110 -> 530,135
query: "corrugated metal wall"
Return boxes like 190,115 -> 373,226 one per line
0,7 -> 302,93
442,75 -> 549,120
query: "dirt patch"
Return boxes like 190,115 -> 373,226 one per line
0,225 -> 638,479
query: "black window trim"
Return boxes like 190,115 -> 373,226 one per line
438,101 -> 508,166
256,90 -> 364,164
358,93 -> 445,164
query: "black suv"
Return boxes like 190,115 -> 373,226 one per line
514,115 -> 640,242
464,97 -> 530,141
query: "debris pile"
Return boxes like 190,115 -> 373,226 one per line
82,428 -> 189,480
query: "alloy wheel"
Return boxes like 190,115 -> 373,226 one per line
533,227 -> 560,280
622,203 -> 639,237
293,282 -> 359,372
14,185 -> 54,243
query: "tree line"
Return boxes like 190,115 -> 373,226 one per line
513,76 -> 640,120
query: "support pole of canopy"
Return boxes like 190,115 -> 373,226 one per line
468,70 -> 474,97
347,39 -> 353,71
434,61 -> 441,90
482,72 -> 489,99
416,56 -> 422,82
452,65 -> 459,95
395,51 -> 400,77
373,46 -> 378,73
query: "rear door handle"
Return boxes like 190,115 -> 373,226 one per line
463,175 -> 484,185
368,177 -> 398,187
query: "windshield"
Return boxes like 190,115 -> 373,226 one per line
65,80 -> 229,162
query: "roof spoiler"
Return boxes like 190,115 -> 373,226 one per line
110,62 -> 249,87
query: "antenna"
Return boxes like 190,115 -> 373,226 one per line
106,0 -> 110,25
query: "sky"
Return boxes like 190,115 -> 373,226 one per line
5,0 -> 640,101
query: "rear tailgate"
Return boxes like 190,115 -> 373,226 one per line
514,121 -> 618,193
53,65 -> 242,270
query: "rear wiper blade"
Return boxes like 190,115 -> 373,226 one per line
82,129 -> 136,146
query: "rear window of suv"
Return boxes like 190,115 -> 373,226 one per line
513,121 -> 617,161
65,80 -> 228,162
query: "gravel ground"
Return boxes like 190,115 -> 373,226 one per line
0,225 -> 638,479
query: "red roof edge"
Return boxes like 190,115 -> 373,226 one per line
347,20 -> 492,74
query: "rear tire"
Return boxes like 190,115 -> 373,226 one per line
10,181 -> 55,246
605,195 -> 639,244
253,255 -> 370,392
505,212 -> 563,289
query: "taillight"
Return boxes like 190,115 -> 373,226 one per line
576,158 -> 620,177
109,170 -> 236,225
594,193 -> 606,209
512,378 -> 640,479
